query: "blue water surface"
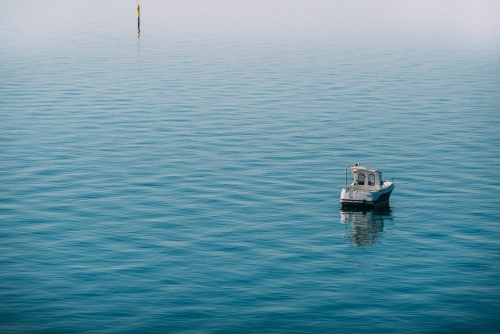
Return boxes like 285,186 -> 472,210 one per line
1,1 -> 500,333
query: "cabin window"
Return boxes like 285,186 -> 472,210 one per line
368,174 -> 375,186
357,173 -> 365,185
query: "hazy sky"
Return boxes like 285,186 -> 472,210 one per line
3,0 -> 500,48
146,0 -> 500,37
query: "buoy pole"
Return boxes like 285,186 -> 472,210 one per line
137,4 -> 141,33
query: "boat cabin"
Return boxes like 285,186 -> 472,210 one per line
345,164 -> 384,191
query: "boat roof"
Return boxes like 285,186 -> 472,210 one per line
347,164 -> 381,174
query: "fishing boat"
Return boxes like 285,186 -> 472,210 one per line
340,163 -> 394,209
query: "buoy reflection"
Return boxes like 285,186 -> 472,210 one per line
340,207 -> 392,247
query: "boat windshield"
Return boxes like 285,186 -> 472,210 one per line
357,173 -> 365,185
368,173 -> 375,186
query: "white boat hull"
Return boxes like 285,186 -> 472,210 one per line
340,182 -> 394,208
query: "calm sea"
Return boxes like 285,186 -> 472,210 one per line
1,1 -> 500,333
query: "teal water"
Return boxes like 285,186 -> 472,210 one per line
1,1 -> 500,333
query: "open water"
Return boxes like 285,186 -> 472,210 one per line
1,1 -> 500,333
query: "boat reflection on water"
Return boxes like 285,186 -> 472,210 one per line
340,206 -> 393,247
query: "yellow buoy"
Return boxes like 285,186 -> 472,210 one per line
137,4 -> 140,33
